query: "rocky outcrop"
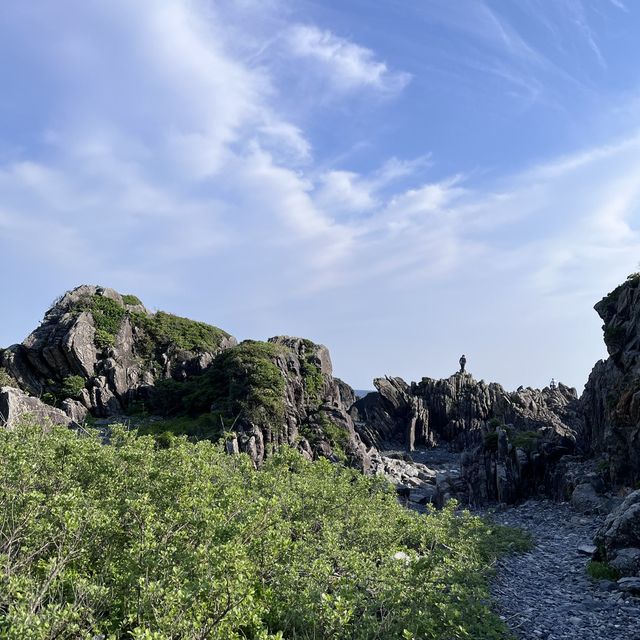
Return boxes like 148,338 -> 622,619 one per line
580,274 -> 640,486
353,372 -> 579,451
595,490 -> 640,577
0,386 -> 73,430
154,336 -> 372,470
1,285 -> 236,417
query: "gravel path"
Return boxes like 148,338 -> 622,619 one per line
487,500 -> 640,640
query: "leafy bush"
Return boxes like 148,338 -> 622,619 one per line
509,429 -> 542,452
134,311 -> 230,354
122,294 -> 143,306
61,375 -> 86,400
0,367 -> 18,388
0,420 -> 529,639
586,560 -> 620,581
149,341 -> 287,433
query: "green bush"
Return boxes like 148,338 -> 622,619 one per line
134,311 -> 230,353
61,375 -> 86,400
586,561 -> 620,581
510,430 -> 541,452
75,294 -> 126,349
0,367 -> 17,388
122,294 -> 143,306
0,419 -> 529,639
149,341 -> 287,436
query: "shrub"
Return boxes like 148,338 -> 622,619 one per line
0,419 -> 530,639
75,294 -> 126,349
586,561 -> 620,581
122,294 -> 142,306
484,431 -> 499,452
134,311 -> 230,353
61,375 -> 86,400
0,367 -> 17,388
510,430 -> 541,452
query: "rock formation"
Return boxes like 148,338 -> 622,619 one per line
0,386 -> 74,430
0,285 -> 236,417
580,273 -> 640,486
352,372 -> 579,451
148,335 -> 371,470
0,287 -> 370,469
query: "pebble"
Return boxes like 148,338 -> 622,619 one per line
487,500 -> 640,640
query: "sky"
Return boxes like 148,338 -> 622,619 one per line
1,0 -> 640,392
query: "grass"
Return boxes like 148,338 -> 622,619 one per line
586,560 -> 620,581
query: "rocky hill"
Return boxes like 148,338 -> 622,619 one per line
0,286 -> 369,469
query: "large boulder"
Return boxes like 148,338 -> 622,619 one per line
595,490 -> 640,576
0,386 -> 73,429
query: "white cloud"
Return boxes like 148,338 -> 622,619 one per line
287,24 -> 411,94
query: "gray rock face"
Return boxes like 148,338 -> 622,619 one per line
352,372 -> 579,453
0,386 -> 73,429
580,274 -> 640,485
352,371 -> 580,505
247,336 -> 371,471
595,490 -> 640,576
0,285 -> 237,418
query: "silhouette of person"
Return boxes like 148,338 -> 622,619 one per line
459,354 -> 466,373
550,378 -> 557,390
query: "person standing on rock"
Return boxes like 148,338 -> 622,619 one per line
459,354 -> 466,374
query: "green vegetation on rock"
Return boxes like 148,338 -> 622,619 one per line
121,294 -> 142,306
600,272 -> 640,310
508,428 -> 542,452
0,367 -> 18,388
75,294 -> 126,349
60,375 -> 86,400
72,293 -> 229,355
133,311 -> 230,353
0,419 -> 530,639
149,341 -> 287,436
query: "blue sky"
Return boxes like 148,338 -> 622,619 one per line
1,0 -> 640,391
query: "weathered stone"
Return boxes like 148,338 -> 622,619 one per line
0,386 -> 72,429
617,577 -> 640,594
571,483 -> 609,514
609,547 -> 640,576
596,490 -> 640,573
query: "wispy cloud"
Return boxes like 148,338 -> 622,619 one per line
286,24 -> 411,94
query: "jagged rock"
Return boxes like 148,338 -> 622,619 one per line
617,577 -> 640,593
352,372 -> 579,456
0,285 -> 237,418
580,274 -> 640,485
0,386 -> 73,429
595,490 -> 640,575
609,548 -> 640,575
